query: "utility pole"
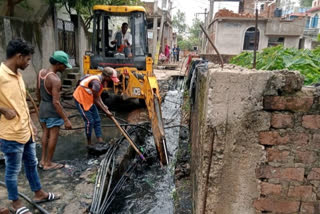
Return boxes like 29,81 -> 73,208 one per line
154,0 -> 166,65
203,0 -> 214,54
253,2 -> 258,69
152,0 -> 158,62
208,0 -> 214,24
202,8 -> 208,53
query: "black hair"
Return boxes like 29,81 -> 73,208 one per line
49,57 -> 63,66
6,38 -> 34,59
122,22 -> 128,27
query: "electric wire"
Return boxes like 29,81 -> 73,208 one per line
0,181 -> 50,214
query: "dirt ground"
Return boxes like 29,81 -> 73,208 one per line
0,60 -> 191,214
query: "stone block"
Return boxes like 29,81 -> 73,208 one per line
264,96 -> 313,112
264,70 -> 304,95
271,113 -> 294,128
253,198 -> 300,213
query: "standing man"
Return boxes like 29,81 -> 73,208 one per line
172,45 -> 177,62
111,22 -> 132,57
0,39 -> 59,214
176,45 -> 180,62
73,67 -> 119,146
37,51 -> 72,171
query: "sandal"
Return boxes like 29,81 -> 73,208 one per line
33,192 -> 60,203
9,206 -> 31,214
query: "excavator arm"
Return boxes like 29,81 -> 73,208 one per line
143,76 -> 169,166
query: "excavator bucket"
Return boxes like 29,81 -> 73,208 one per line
144,76 -> 169,166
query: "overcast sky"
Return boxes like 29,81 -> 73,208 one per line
171,0 -> 239,26
142,0 -> 239,26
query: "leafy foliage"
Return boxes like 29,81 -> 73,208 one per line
230,45 -> 320,85
48,0 -> 141,28
300,0 -> 313,7
178,18 -> 203,51
172,9 -> 187,34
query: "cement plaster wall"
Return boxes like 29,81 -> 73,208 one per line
191,64 -> 272,214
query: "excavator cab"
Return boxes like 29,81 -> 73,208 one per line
83,5 -> 169,166
90,5 -> 148,70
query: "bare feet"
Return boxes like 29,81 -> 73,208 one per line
97,137 -> 104,143
43,162 -> 64,171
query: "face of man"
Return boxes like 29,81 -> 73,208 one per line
122,24 -> 128,34
16,54 -> 31,70
58,63 -> 67,72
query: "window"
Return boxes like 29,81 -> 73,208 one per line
311,14 -> 319,28
243,27 -> 259,50
268,37 -> 285,47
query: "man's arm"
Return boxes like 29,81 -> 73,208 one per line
124,33 -> 132,46
0,106 -> 16,120
93,92 -> 112,117
50,77 -> 72,129
36,72 -> 41,103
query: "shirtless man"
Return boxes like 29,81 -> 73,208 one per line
37,51 -> 72,171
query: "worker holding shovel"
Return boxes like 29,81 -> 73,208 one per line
73,67 -> 119,146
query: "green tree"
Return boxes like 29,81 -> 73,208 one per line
0,0 -> 26,16
48,0 -> 141,28
172,9 -> 187,34
178,18 -> 203,51
300,0 -> 313,7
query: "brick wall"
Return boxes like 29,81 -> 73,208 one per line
189,63 -> 320,214
254,88 -> 320,213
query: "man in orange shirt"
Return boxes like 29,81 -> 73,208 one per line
73,67 -> 119,145
0,39 -> 59,214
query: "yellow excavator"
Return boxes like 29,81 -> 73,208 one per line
83,5 -> 168,165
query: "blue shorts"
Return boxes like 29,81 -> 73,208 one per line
40,117 -> 64,128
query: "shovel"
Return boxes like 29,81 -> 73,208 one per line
109,115 -> 146,161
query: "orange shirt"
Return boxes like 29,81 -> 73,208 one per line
0,63 -> 34,143
73,75 -> 104,111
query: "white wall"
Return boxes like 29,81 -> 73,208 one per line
215,20 -> 268,55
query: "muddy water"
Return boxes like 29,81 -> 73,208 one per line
38,116 -> 124,161
110,77 -> 184,214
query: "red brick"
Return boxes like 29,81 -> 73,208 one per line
280,168 -> 305,182
267,148 -> 289,162
307,168 -> 320,180
253,198 -> 300,213
260,182 -> 282,195
301,202 -> 316,214
288,186 -> 313,201
296,151 -> 317,164
311,134 -> 320,149
257,166 -> 304,181
264,96 -> 313,112
302,115 -> 320,129
259,131 -> 289,145
271,113 -> 293,128
291,132 -> 309,146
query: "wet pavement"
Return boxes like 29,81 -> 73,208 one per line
0,71 -> 189,214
